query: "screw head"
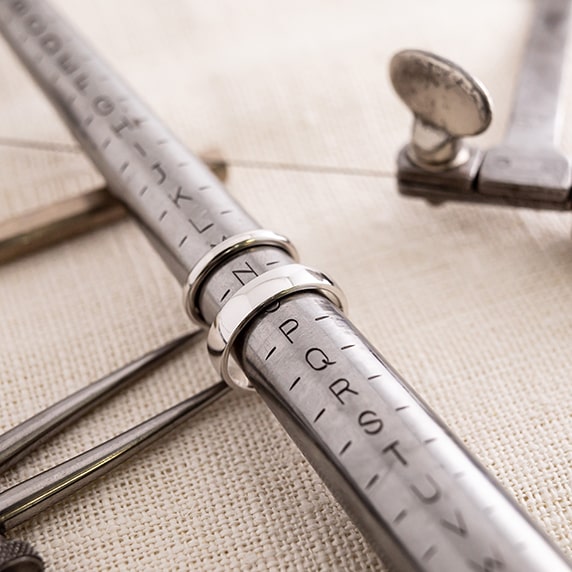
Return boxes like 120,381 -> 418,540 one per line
0,538 -> 44,572
390,49 -> 492,168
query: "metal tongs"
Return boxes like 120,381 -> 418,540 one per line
0,330 -> 229,571
392,0 -> 572,211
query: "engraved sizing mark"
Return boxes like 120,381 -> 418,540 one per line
393,509 -> 407,524
314,408 -> 326,422
366,474 -> 379,490
339,440 -> 352,455
289,377 -> 301,391
134,142 -> 146,156
422,546 -> 438,562
265,347 -> 276,360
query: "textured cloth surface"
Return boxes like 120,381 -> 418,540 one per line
0,0 -> 571,570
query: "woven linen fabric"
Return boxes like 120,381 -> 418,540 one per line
0,0 -> 571,570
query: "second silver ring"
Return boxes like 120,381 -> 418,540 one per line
207,263 -> 346,391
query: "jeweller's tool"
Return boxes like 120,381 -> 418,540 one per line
0,381 -> 229,572
0,330 -> 203,473
390,50 -> 492,171
393,0 -> 572,210
0,156 -> 226,265
0,187 -> 123,264
0,1 -> 570,570
479,0 -> 572,203
0,330 -> 207,572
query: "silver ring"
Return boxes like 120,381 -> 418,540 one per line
183,230 -> 298,326
207,263 -> 346,391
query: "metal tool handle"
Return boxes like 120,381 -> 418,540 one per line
0,381 -> 230,530
505,0 -> 571,146
0,331 -> 202,472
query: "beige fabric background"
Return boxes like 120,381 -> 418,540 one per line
0,0 -> 571,570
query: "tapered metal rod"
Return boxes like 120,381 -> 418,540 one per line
0,188 -> 124,264
0,330 -> 204,472
0,381 -> 230,530
0,157 -> 227,265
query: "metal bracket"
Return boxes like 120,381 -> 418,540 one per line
392,0 -> 572,212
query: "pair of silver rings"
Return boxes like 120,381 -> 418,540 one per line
183,230 -> 346,390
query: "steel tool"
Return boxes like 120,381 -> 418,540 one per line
0,156 -> 226,265
0,0 -> 570,570
0,330 -> 218,571
393,0 -> 572,210
0,382 -> 229,571
0,330 -> 202,473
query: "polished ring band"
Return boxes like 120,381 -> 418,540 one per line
183,230 -> 298,326
207,263 -> 346,390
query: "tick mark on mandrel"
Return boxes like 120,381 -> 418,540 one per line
366,474 -> 379,490
289,377 -> 301,391
134,142 -> 147,156
314,408 -> 326,422
422,546 -> 438,562
265,347 -> 276,360
339,440 -> 352,455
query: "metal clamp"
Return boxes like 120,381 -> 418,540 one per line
391,0 -> 572,211
207,263 -> 346,391
183,230 -> 299,326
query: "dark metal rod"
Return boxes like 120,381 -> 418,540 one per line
0,381 -> 230,530
0,330 -> 204,472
